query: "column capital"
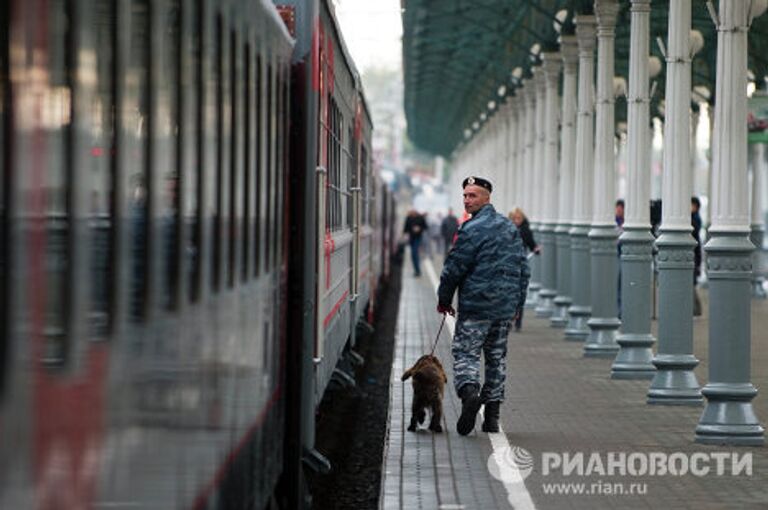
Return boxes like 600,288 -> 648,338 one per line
521,79 -> 536,104
560,34 -> 579,72
510,93 -> 523,113
541,52 -> 562,83
594,0 -> 620,32
630,0 -> 651,13
575,15 -> 598,55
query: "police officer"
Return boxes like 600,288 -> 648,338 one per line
437,176 -> 530,435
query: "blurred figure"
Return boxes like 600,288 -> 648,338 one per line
509,208 -> 539,255
615,199 -> 625,229
403,209 -> 428,277
440,208 -> 459,256
691,196 -> 703,316
616,199 -> 625,318
429,213 -> 443,256
509,208 -> 539,331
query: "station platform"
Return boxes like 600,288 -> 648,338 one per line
379,255 -> 768,510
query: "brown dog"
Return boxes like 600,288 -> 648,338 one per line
401,354 -> 447,433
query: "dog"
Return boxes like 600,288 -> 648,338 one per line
401,354 -> 447,433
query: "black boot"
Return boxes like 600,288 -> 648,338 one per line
482,401 -> 501,433
456,383 -> 482,436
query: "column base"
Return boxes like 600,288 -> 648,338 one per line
526,283 -> 541,309
611,333 -> 655,379
583,317 -> 620,357
535,289 -> 557,317
550,296 -> 572,328
564,305 -> 591,341
695,383 -> 765,445
647,354 -> 702,405
752,279 -> 767,299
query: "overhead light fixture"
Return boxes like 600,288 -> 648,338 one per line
554,9 -> 568,33
648,56 -> 662,78
689,29 -> 704,57
692,85 -> 711,102
750,0 -> 768,21
488,101 -> 496,110
497,85 -> 507,97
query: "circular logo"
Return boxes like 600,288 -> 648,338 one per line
487,445 -> 534,483
467,176 -> 475,184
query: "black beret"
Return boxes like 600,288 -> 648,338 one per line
461,176 -> 493,193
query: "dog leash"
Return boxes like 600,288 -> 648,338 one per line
429,314 -> 447,356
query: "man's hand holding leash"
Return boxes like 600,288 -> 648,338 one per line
437,303 -> 455,316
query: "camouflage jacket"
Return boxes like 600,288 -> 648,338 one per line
437,204 -> 530,321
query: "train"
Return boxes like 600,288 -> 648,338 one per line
0,0 -> 398,508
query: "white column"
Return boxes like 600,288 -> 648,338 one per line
523,78 -> 541,307
515,94 -> 528,209
507,97 -> 520,210
611,0 -> 656,378
584,0 -> 621,358
750,141 -> 766,297
551,34 -> 579,328
648,0 -> 702,404
533,66 -> 547,225
536,52 -> 562,318
500,103 -> 512,214
523,81 -> 537,215
695,0 -> 764,445
565,14 -> 597,341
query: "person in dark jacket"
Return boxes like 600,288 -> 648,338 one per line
440,208 -> 460,256
691,196 -> 703,316
437,177 -> 530,435
403,209 -> 428,277
509,208 -> 539,255
509,208 -> 539,331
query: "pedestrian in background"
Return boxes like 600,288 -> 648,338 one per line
440,208 -> 459,257
509,208 -> 538,332
438,177 -> 530,435
615,199 -> 625,318
691,196 -> 703,316
403,209 -> 428,277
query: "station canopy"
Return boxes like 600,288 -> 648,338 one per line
402,0 -> 768,157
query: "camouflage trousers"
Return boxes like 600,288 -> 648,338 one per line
452,318 -> 511,403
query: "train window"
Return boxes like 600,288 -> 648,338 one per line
88,0 -> 117,336
274,64 -> 285,268
211,14 -> 223,292
228,29 -> 237,288
0,0 -> 8,385
187,0 -> 203,302
347,125 -> 355,230
368,149 -> 375,227
127,0 -> 151,322
265,62 -> 273,270
41,0 -> 74,363
159,0 -> 181,310
253,54 -> 262,277
280,64 -> 289,262
361,144 -> 369,225
241,42 -> 251,282
326,97 -> 343,231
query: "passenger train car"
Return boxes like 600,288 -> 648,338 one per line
0,0 -> 397,508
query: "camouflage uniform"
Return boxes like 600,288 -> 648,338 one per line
452,319 -> 512,402
437,203 -> 530,403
